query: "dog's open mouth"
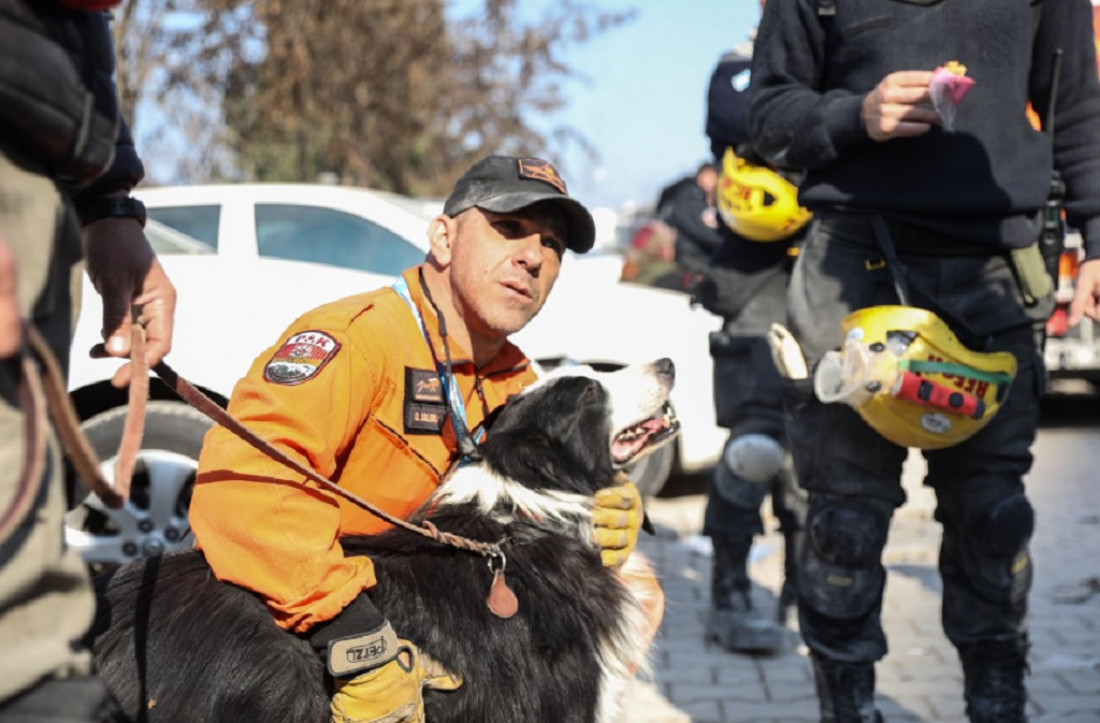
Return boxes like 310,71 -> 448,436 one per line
611,402 -> 681,465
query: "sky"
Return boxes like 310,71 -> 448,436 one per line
542,1 -> 760,211
138,1 -> 761,214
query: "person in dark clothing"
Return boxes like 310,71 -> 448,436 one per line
749,1 -> 1100,721
657,162 -> 724,271
698,5 -> 811,655
0,1 -> 177,720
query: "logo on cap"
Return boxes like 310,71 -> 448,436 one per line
517,158 -> 567,194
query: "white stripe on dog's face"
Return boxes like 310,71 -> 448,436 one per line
537,362 -> 674,448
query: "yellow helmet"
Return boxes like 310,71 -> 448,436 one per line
716,147 -> 812,242
813,306 -> 1018,449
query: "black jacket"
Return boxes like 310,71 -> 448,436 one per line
749,0 -> 1100,257
660,182 -> 723,270
0,0 -> 144,197
706,47 -> 754,161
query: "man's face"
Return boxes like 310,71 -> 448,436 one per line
443,204 -> 567,342
698,167 -> 718,195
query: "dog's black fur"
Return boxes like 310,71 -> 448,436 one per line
91,363 -> 675,723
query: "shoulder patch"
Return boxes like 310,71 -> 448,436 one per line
264,331 -> 341,385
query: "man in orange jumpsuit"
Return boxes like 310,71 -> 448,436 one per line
190,155 -> 655,723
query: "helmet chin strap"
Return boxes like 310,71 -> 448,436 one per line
871,215 -> 913,307
869,214 -> 998,352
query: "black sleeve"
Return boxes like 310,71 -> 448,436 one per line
664,187 -> 723,257
72,116 -> 145,200
748,0 -> 868,172
72,11 -> 144,200
706,52 -> 754,155
305,593 -> 388,656
1030,1 -> 1100,258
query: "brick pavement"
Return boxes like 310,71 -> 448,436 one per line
620,443 -> 1100,723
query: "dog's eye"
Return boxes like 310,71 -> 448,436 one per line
582,383 -> 599,403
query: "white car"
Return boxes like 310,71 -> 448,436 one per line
65,184 -> 724,567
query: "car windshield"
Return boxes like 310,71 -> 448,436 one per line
255,203 -> 424,276
144,219 -> 215,255
145,204 -> 220,250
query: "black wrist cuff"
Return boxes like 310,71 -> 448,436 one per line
306,594 -> 392,676
73,196 -> 147,227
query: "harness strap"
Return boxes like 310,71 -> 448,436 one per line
0,351 -> 48,544
0,320 -> 145,545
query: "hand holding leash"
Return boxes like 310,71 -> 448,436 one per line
593,476 -> 644,568
83,215 -> 176,388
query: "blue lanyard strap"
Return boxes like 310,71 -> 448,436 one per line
392,276 -> 483,458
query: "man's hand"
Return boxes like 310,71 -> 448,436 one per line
82,214 -> 176,387
1069,258 -> 1100,327
330,632 -> 462,723
0,233 -> 21,358
862,71 -> 941,141
593,477 -> 644,568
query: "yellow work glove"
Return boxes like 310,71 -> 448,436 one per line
327,623 -> 462,723
593,477 -> 644,568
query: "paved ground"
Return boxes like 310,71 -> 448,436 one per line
620,424 -> 1100,723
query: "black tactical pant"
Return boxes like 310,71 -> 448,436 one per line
786,212 -> 1043,663
705,268 -> 807,546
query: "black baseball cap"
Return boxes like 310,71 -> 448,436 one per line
442,155 -> 596,253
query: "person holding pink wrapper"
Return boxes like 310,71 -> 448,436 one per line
748,1 -> 1100,721
929,60 -> 976,131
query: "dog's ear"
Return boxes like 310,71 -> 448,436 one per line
480,396 -> 512,433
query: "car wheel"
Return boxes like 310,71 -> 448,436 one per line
64,401 -> 214,574
625,443 -> 675,498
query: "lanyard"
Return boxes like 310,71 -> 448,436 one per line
392,275 -> 482,460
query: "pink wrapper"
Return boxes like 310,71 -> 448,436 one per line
929,65 -> 975,132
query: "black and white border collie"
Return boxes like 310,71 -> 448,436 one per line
90,359 -> 680,723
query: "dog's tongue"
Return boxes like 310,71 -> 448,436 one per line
611,418 -> 665,464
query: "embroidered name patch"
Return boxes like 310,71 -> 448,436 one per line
405,367 -> 447,434
264,331 -> 340,385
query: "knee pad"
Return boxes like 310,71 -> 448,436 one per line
971,493 -> 1034,559
949,493 -> 1035,608
723,433 -> 784,484
711,459 -> 769,512
799,497 -> 892,620
807,498 -> 891,568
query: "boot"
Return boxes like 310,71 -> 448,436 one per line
811,656 -> 883,723
959,640 -> 1029,722
776,528 -> 804,626
705,537 -> 784,653
776,577 -> 797,627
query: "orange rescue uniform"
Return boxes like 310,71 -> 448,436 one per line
190,266 -> 536,633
